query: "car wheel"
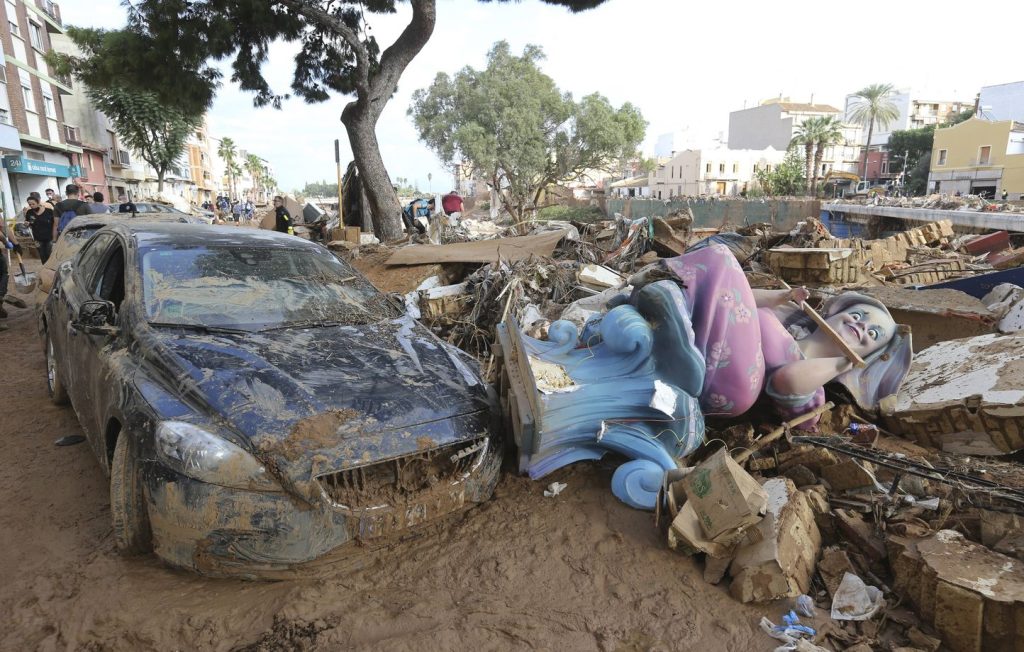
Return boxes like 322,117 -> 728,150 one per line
110,434 -> 153,555
45,331 -> 69,405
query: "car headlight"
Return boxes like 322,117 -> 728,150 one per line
155,421 -> 283,492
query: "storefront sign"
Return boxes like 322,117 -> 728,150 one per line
2,155 -> 80,178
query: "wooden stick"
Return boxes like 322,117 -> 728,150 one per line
734,401 -> 834,464
800,300 -> 867,368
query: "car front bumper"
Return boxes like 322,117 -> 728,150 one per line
142,437 -> 502,578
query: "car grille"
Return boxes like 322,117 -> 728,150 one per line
315,437 -> 488,510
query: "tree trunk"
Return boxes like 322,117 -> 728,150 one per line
861,117 -> 874,180
804,142 -> 814,194
336,0 -> 437,243
343,109 -> 403,241
812,145 -> 825,195
157,168 -> 165,193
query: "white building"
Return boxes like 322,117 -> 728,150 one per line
728,99 -> 862,176
842,89 -> 972,147
978,81 -> 1024,123
648,146 -> 786,199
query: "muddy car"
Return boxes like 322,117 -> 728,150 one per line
41,223 -> 501,577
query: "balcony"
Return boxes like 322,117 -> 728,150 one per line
39,1 -> 62,27
110,148 -> 130,168
63,124 -> 81,145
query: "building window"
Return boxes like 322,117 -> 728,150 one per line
937,149 -> 947,165
719,163 -> 725,174
21,82 -> 35,113
732,163 -> 738,173
705,162 -> 711,174
42,90 -> 55,118
978,146 -> 991,165
29,22 -> 43,50
670,166 -> 674,178
881,160 -> 890,174
8,21 -> 20,38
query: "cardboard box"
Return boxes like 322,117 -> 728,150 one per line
683,448 -> 768,545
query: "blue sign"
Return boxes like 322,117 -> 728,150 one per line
2,155 -> 80,178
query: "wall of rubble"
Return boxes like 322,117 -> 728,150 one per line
607,198 -> 821,231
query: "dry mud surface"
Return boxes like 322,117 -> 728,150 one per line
0,269 -> 768,651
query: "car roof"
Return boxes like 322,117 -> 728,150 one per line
105,222 -> 320,250
63,213 -> 190,231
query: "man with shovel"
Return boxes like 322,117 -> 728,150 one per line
0,219 -> 29,330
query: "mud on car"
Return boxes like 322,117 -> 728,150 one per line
41,223 -> 501,577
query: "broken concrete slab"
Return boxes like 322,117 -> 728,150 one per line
860,287 -> 998,353
889,530 -> 1024,652
728,478 -> 821,603
818,546 -> 857,597
883,332 -> 1024,454
764,247 -> 866,285
820,460 -> 876,492
386,229 -> 568,265
578,264 -> 624,290
833,509 -> 887,563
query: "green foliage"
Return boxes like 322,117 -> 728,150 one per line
755,149 -> 806,197
792,116 -> 844,193
887,125 -> 935,178
944,108 -> 975,126
87,87 -> 199,191
906,152 -> 931,196
409,41 -> 645,226
847,83 -> 900,132
302,180 -> 339,196
536,205 -> 604,222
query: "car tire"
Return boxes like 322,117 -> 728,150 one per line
110,434 -> 153,555
45,331 -> 69,405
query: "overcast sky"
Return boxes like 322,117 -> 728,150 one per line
61,0 -> 1023,193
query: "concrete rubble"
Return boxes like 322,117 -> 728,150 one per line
332,202 -> 1024,652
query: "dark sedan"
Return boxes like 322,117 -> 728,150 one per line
41,223 -> 500,577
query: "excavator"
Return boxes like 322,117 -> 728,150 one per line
822,171 -> 886,198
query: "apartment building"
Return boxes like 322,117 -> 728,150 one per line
843,90 -> 971,148
928,117 -> 1024,199
728,100 -> 863,178
0,0 -> 80,218
648,146 -> 786,199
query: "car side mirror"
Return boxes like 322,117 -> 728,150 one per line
75,299 -> 118,336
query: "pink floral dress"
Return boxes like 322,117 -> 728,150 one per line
664,244 -> 825,421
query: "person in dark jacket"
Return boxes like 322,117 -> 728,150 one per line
272,196 -> 293,235
52,184 -> 91,239
25,196 -> 55,263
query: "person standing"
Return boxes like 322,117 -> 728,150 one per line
45,188 -> 60,207
88,191 -> 110,214
117,194 -> 137,215
24,196 -> 55,264
52,184 -> 92,240
272,195 -> 294,235
0,218 -> 24,330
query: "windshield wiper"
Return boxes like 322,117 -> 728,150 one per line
259,319 -> 347,332
150,322 -> 249,335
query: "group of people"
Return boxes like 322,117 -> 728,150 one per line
205,196 -> 255,222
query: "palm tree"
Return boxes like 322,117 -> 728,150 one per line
245,153 -> 264,200
790,119 -> 819,194
218,137 -> 238,198
811,117 -> 845,195
847,83 -> 900,179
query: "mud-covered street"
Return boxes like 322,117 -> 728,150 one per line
0,275 -> 767,651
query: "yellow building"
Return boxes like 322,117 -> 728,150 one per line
187,123 -> 216,203
928,117 -> 1024,199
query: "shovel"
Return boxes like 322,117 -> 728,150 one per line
12,250 -> 38,294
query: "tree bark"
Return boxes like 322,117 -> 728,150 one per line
812,144 -> 824,195
861,117 -> 874,180
157,168 -> 165,193
804,142 -> 814,194
337,0 -> 437,243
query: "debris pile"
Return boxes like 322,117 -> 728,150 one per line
343,205 -> 1024,652
832,192 -> 1024,213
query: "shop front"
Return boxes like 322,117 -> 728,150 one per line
2,155 -> 82,213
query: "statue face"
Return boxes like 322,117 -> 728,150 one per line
825,302 -> 896,358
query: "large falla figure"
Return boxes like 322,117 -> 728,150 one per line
508,243 -> 913,509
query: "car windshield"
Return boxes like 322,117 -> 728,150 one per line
140,245 -> 398,330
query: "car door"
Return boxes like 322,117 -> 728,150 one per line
68,234 -> 132,453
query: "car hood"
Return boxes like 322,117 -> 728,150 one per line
145,316 -> 492,502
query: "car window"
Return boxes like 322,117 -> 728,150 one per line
93,241 -> 127,311
139,245 -> 399,330
74,233 -> 116,287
